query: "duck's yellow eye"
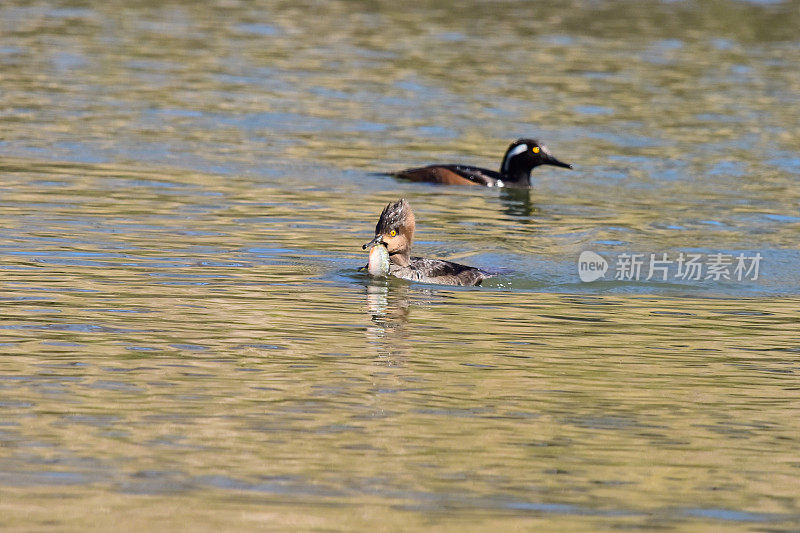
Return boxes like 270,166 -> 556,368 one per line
532,146 -> 540,154
389,230 -> 397,237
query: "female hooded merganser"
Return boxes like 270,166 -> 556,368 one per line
395,138 -> 572,187
362,199 -> 493,286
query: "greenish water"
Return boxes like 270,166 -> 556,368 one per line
1,0 -> 799,530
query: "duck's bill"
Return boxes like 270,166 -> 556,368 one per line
545,155 -> 573,169
362,234 -> 384,250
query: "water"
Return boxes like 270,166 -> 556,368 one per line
1,0 -> 799,529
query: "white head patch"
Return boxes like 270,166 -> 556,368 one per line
502,144 -> 528,173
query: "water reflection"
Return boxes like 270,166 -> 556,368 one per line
499,188 -> 540,219
364,280 -> 412,360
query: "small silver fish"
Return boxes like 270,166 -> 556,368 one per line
367,244 -> 390,277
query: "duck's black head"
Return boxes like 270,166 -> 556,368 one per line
499,138 -> 572,184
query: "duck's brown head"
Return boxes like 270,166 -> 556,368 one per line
362,198 -> 415,266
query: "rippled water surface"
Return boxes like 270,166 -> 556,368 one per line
1,0 -> 799,530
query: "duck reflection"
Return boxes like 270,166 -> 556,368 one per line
499,187 -> 539,219
364,279 -> 411,360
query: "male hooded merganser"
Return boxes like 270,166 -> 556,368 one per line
394,138 -> 572,187
362,199 -> 493,286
